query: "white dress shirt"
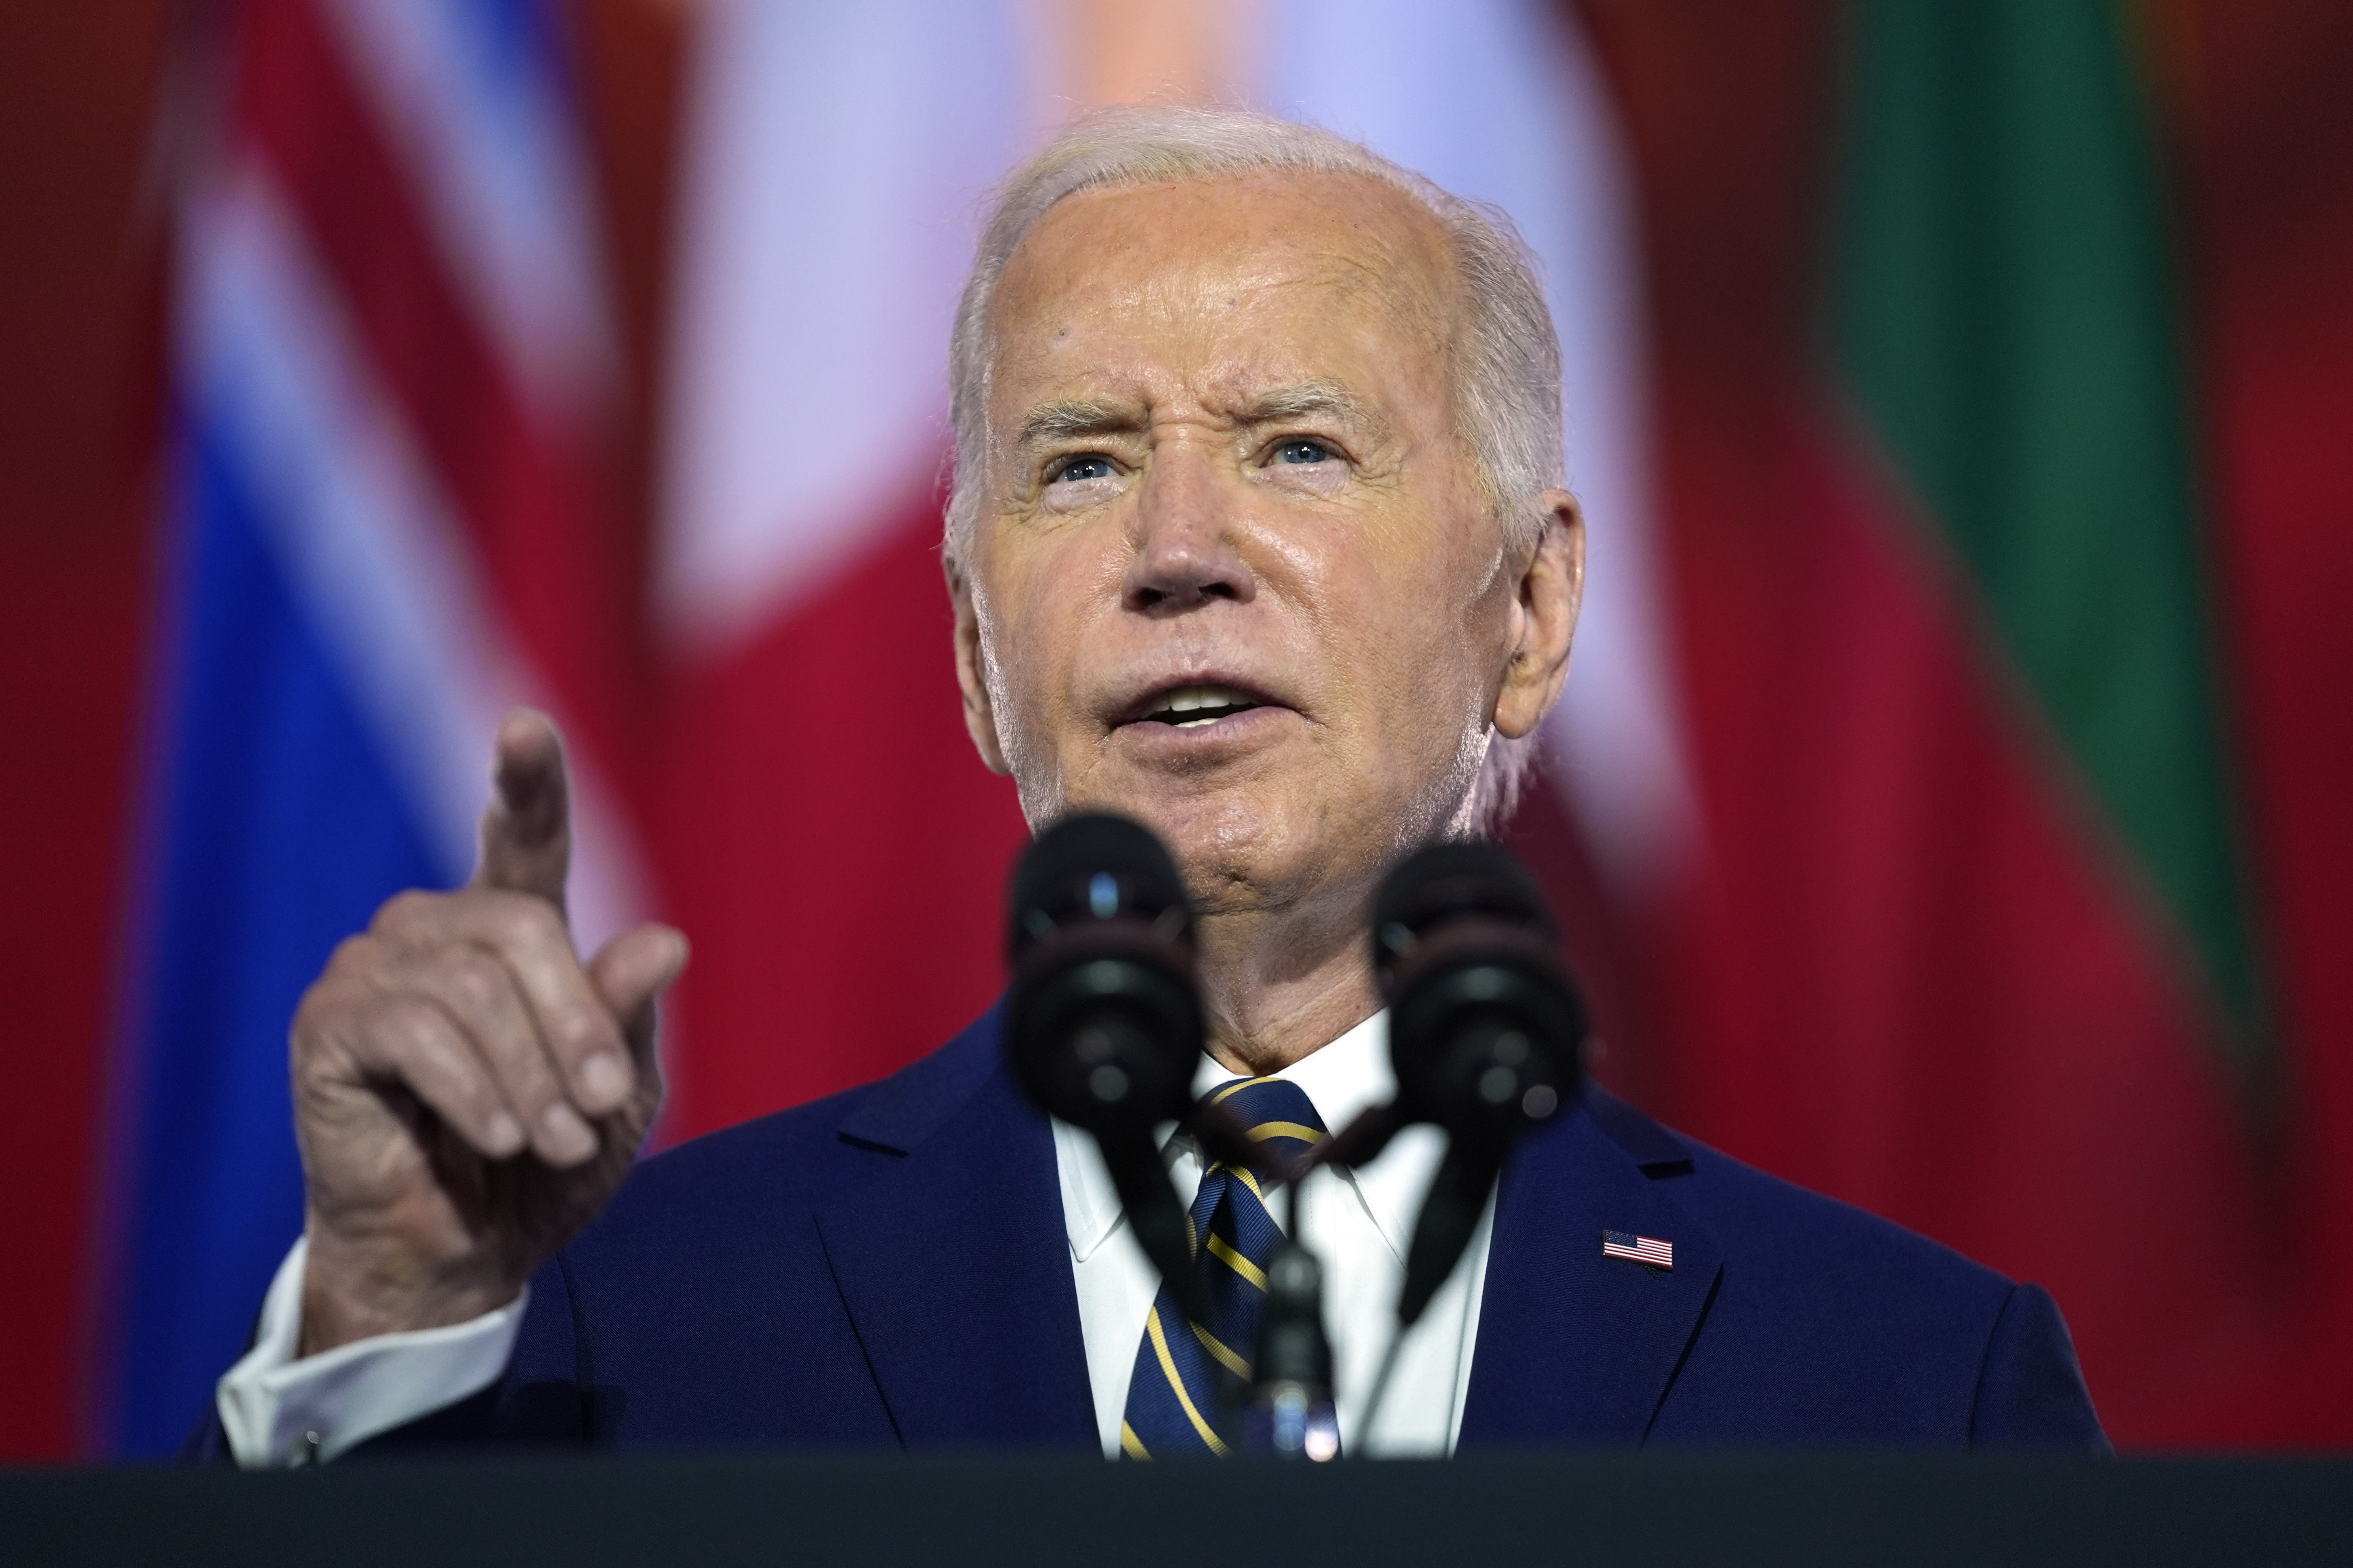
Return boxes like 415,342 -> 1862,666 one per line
1058,1010 -> 1489,1457
219,1009 -> 1491,1466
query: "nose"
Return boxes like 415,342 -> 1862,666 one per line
1120,444 -> 1256,614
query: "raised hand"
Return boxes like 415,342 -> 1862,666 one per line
290,710 -> 686,1355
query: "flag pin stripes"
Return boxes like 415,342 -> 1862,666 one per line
1602,1230 -> 1674,1270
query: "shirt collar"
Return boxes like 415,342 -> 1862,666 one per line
1188,1008 -> 1394,1130
1057,1010 -> 1395,1261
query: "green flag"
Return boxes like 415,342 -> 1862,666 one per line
1832,0 -> 2260,1054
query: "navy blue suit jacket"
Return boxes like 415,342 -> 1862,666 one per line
197,1004 -> 2105,1457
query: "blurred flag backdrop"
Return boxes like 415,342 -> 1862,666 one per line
96,0 -> 649,1454
4,0 -> 2342,1456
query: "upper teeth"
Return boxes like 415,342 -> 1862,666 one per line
1162,683 -> 1251,713
1156,683 -> 1256,725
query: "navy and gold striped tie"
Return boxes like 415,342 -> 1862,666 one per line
1119,1077 -> 1327,1458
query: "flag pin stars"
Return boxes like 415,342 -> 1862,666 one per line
1602,1230 -> 1674,1271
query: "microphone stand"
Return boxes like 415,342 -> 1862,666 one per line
1298,1103 -> 1411,1450
1264,1097 -> 1522,1454
1198,1097 -> 1429,1457
1186,1100 -> 1343,1460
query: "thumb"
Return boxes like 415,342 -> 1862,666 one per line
587,923 -> 690,1076
474,708 -> 573,911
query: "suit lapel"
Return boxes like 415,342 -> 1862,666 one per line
812,1006 -> 1097,1449
1457,1087 -> 1723,1446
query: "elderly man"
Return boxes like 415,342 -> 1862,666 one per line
203,108 -> 2103,1464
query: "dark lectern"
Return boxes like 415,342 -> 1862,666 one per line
7,1453 -> 2349,1567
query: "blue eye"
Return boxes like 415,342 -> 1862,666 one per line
1052,455 -> 1116,484
1274,439 -> 1334,465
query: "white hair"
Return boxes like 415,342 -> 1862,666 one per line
946,105 -> 1566,831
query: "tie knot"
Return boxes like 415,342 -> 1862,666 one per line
1206,1077 -> 1328,1164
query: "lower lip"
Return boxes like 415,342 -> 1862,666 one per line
1114,705 -> 1293,756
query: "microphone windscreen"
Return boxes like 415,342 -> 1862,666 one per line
1370,840 -> 1555,980
1373,836 -> 1585,1134
1009,812 -> 1190,961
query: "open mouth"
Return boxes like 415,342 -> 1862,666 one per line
1134,682 -> 1266,729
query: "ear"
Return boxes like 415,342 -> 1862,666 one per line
1491,490 -> 1584,741
947,555 -> 1012,775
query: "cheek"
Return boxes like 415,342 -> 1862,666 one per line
1333,549 -> 1507,760
1311,569 -> 1467,735
978,530 -> 1119,722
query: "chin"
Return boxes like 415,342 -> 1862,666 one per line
1118,788 -> 1350,917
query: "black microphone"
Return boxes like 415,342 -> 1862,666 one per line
1373,840 -> 1586,1328
1005,812 -> 1208,1320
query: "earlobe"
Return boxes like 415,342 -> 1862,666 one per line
948,562 -> 1013,775
1491,492 -> 1584,741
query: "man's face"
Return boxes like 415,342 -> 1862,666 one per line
955,171 -> 1570,924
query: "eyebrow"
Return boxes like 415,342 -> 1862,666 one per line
1010,380 -> 1387,453
1013,399 -> 1145,452
1230,379 -> 1384,437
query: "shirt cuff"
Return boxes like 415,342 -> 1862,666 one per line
214,1235 -> 528,1467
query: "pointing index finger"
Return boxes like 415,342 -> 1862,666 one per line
474,709 -> 572,913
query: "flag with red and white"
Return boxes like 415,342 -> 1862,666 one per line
105,0 -> 645,1455
1603,1231 -> 1675,1270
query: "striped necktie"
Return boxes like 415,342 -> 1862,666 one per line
1119,1076 -> 1328,1458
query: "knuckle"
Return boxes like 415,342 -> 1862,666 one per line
495,892 -> 563,950
551,1002 -> 611,1060
289,987 -> 339,1060
314,935 -> 387,1001
291,978 -> 339,1038
372,888 -> 440,934
293,954 -> 376,1045
455,1073 -> 508,1128
436,948 -> 508,1017
374,993 -> 454,1058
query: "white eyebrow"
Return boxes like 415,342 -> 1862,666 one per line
1014,381 -> 1386,449
1013,398 -> 1144,451
1229,379 -> 1384,435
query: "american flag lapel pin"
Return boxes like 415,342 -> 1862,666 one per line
1602,1230 -> 1674,1271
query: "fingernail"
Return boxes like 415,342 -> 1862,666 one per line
485,1111 -> 525,1155
542,1102 -> 596,1163
578,1052 -> 629,1106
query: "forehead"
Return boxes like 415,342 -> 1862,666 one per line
988,170 -> 1461,386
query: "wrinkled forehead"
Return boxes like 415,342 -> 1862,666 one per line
984,170 -> 1464,396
